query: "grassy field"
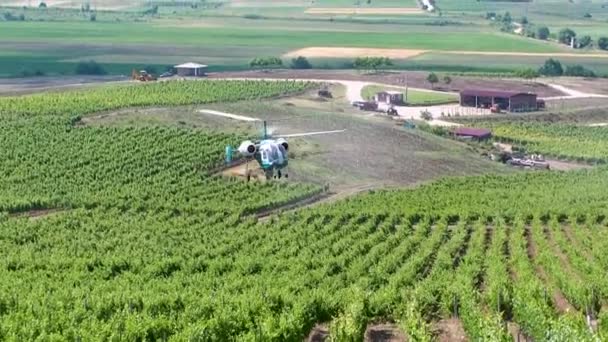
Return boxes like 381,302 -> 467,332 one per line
361,84 -> 458,105
0,0 -> 606,77
0,18 -> 572,77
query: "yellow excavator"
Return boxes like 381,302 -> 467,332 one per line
131,69 -> 157,82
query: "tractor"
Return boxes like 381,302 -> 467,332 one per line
132,69 -> 157,82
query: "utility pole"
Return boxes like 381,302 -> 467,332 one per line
405,73 -> 409,104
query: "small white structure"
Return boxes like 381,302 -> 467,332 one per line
174,62 -> 208,77
375,91 -> 404,105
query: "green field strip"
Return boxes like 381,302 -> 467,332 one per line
446,219 -> 510,340
386,219 -> 452,289
529,220 -> 589,311
548,220 -> 608,306
0,21 -> 563,53
508,218 -> 593,340
483,219 -> 512,319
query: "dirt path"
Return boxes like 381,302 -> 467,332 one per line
256,183 -> 382,222
9,208 -> 66,220
306,324 -> 329,342
199,109 -> 260,122
435,318 -> 467,342
543,83 -> 608,101
305,323 -> 406,342
545,159 -> 593,171
365,323 -> 406,342
210,76 -> 463,124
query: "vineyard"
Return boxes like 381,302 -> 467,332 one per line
2,80 -> 608,341
0,80 -> 319,215
444,121 -> 608,164
3,168 -> 608,340
489,123 -> 608,163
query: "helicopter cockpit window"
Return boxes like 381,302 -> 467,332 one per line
277,144 -> 286,162
270,145 -> 279,161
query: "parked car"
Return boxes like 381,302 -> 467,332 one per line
159,71 -> 173,78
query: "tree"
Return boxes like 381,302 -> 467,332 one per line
515,68 -> 540,80
426,72 -> 439,89
537,26 -> 550,40
249,57 -> 283,69
443,75 -> 452,86
558,28 -> 576,45
353,57 -> 392,73
38,2 -> 47,8
597,37 -> 608,51
502,11 -> 512,23
290,56 -> 312,69
75,60 -> 107,75
564,65 -> 596,78
578,35 -> 592,49
538,59 -> 563,76
520,16 -> 528,25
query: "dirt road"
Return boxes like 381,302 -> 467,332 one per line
543,83 -> 608,101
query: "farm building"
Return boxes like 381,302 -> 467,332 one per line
174,62 -> 208,77
460,89 -> 538,112
375,91 -> 404,105
453,127 -> 492,141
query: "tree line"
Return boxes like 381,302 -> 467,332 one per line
486,11 -> 608,51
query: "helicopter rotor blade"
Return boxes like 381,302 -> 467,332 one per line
273,129 -> 346,138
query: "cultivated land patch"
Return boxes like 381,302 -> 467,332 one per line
445,51 -> 608,58
284,47 -> 427,59
286,48 -> 608,60
0,0 -> 135,10
305,7 -> 424,15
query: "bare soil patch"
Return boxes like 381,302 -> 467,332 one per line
255,190 -> 331,221
9,208 -> 66,220
284,47 -> 427,59
365,323 -> 407,342
547,159 -> 593,171
305,7 -> 423,15
0,75 -> 128,96
507,322 -> 532,342
211,70 -> 564,97
306,324 -> 329,342
435,318 -> 467,342
549,77 -> 608,96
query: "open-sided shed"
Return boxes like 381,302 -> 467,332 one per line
453,127 -> 492,141
460,89 -> 538,112
174,62 -> 208,77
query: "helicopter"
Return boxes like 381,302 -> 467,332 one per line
227,120 -> 345,181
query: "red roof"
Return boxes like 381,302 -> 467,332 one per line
460,89 -> 536,98
454,127 -> 492,138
